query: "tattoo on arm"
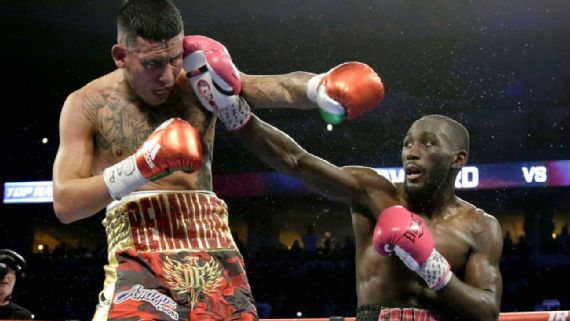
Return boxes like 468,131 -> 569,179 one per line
244,74 -> 312,110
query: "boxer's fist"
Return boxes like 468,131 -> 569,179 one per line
183,35 -> 250,131
307,62 -> 384,124
134,118 -> 202,180
103,118 -> 203,200
372,206 -> 452,290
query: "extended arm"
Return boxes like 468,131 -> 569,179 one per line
182,35 -> 314,113
233,114 -> 390,206
438,215 -> 503,321
182,35 -> 387,203
182,35 -> 384,128
240,72 -> 316,110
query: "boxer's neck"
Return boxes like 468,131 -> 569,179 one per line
406,182 -> 456,217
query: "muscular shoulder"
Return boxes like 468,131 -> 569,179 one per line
64,71 -> 125,125
342,166 -> 396,192
342,166 -> 398,215
459,200 -> 502,250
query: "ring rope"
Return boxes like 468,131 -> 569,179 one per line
261,310 -> 570,321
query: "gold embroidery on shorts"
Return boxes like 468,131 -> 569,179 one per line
106,192 -> 235,252
104,204 -> 132,252
162,256 -> 223,308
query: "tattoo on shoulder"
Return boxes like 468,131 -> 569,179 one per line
81,91 -> 108,126
81,85 -> 215,156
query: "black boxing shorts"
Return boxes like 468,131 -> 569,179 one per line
356,305 -> 446,321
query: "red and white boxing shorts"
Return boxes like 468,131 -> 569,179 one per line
93,191 -> 257,321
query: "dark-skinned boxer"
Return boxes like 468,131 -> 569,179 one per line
214,81 -> 502,319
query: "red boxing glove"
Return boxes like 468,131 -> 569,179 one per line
183,35 -> 250,131
307,62 -> 384,124
134,118 -> 202,180
373,206 -> 452,290
103,118 -> 203,200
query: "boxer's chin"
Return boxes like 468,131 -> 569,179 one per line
404,180 -> 427,199
405,169 -> 448,202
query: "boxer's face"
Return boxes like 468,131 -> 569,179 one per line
401,118 -> 456,197
0,267 -> 16,299
116,34 -> 184,106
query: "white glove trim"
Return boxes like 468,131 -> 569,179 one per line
307,73 -> 345,117
307,73 -> 325,102
103,155 -> 149,200
394,247 -> 452,291
394,245 -> 421,271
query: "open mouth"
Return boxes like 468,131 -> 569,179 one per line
406,164 -> 423,180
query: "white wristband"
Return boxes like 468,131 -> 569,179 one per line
419,249 -> 453,291
217,96 -> 251,131
306,73 -> 345,124
103,155 -> 149,200
306,73 -> 325,102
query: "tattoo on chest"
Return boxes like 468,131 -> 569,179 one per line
83,92 -> 150,153
82,88 -> 212,158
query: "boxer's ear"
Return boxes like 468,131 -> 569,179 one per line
451,150 -> 467,169
112,44 -> 127,69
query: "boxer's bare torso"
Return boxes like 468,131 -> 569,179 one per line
351,179 -> 499,311
76,69 -> 215,191
232,115 -> 503,319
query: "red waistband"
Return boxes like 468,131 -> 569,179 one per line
378,307 -> 444,321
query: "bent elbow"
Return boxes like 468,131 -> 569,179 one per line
488,306 -> 500,321
53,206 -> 74,224
53,199 -> 78,224
477,299 -> 500,321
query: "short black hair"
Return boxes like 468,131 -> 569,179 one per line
117,0 -> 184,46
421,114 -> 470,153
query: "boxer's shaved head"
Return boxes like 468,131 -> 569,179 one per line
117,0 -> 183,47
418,115 -> 469,154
